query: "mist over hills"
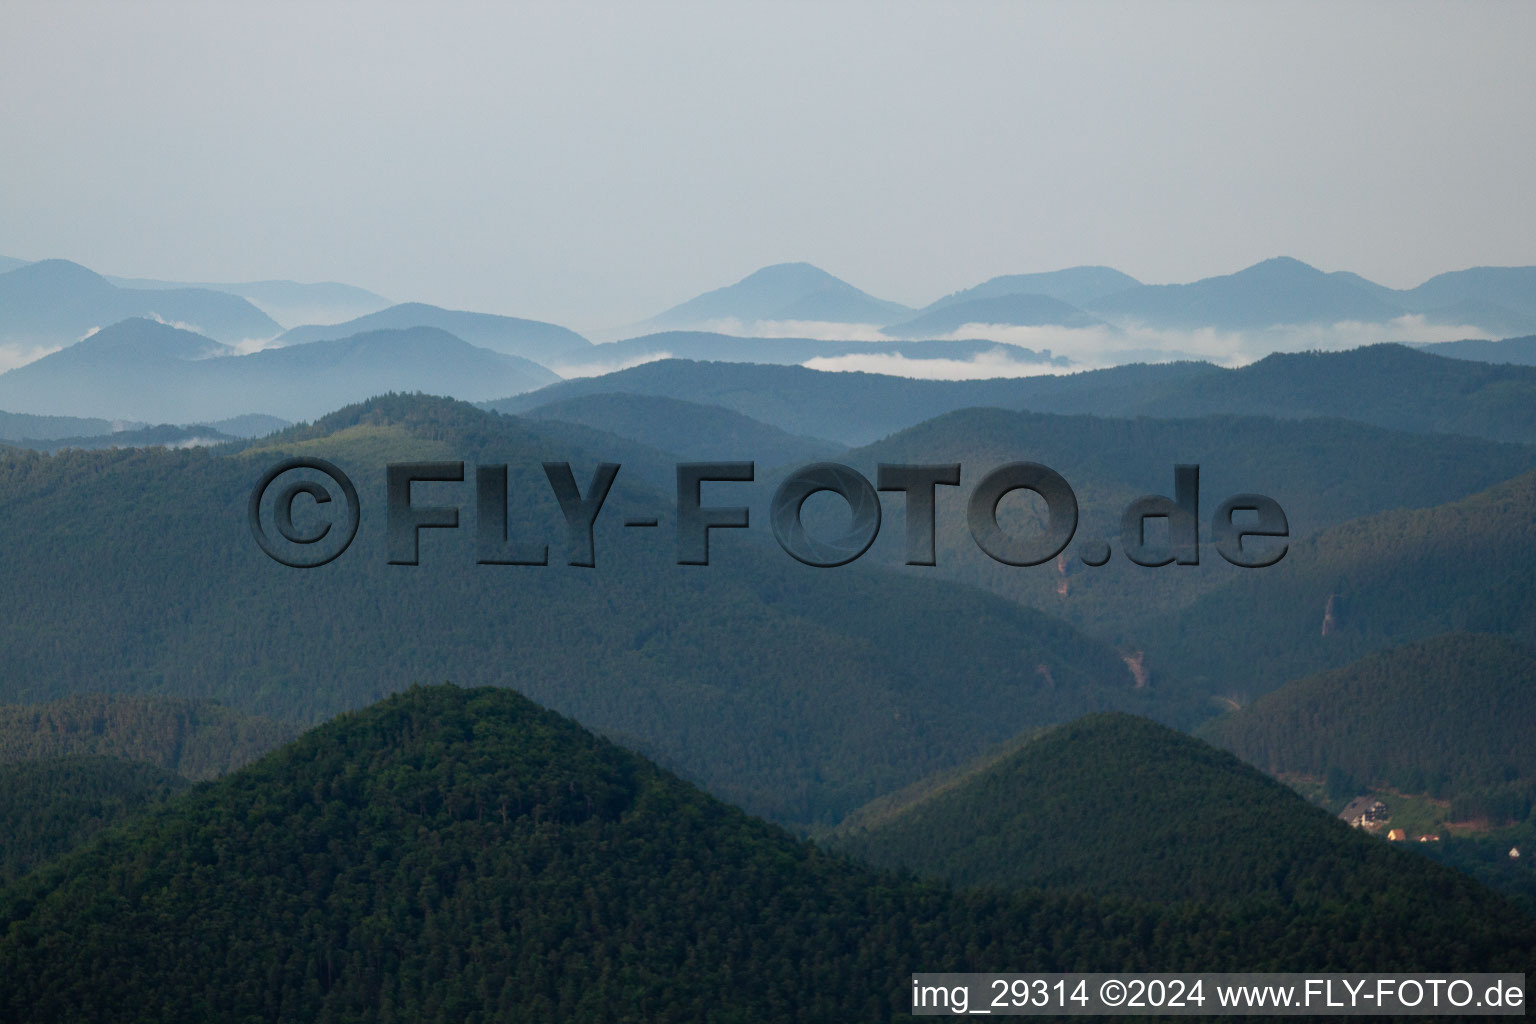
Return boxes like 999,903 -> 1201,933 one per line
569,330 -> 1068,374
274,301 -> 592,364
1,255 -> 393,327
6,244 -> 1536,1007
493,358 -> 1218,445
638,257 -> 1536,341
0,259 -> 279,346
499,343 -> 1536,447
0,319 -> 558,422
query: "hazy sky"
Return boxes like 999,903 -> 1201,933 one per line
3,1 -> 1533,329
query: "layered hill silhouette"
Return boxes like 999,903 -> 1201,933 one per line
921,258 -> 1536,336
1419,334 -> 1536,366
644,262 -> 911,328
0,319 -> 559,422
0,259 -> 279,346
0,393 -> 1155,825
829,713 -> 1519,908
918,266 -> 1141,312
1085,257 -> 1406,329
2,686 -> 1530,1023
498,344 -> 1536,446
882,293 -> 1106,336
274,301 -> 591,365
109,275 -> 391,327
493,358 -> 1215,445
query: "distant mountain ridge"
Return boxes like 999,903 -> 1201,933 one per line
274,301 -> 591,365
1417,334 -> 1536,366
882,293 -> 1107,336
0,259 -> 279,346
0,318 -> 559,422
644,262 -> 912,328
109,275 -> 392,327
919,266 -> 1142,311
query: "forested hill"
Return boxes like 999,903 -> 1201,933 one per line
0,393 -> 1148,827
1140,469 -> 1536,701
1200,633 -> 1536,821
2,687 -> 1531,1023
0,756 -> 187,883
827,713 -> 1522,909
825,406 -> 1536,644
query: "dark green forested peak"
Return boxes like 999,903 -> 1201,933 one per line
828,710 -> 1522,911
243,392 -> 512,447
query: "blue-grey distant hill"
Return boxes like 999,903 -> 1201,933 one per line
13,423 -> 240,453
1085,257 -> 1403,329
274,301 -> 590,366
0,410 -> 129,442
0,318 -> 558,422
882,293 -> 1106,336
193,413 -> 291,438
643,262 -> 911,328
918,266 -> 1141,312
1406,267 -> 1536,317
0,260 -> 280,346
109,276 -> 392,328
571,330 -> 1068,370
918,259 -> 1536,337
1417,335 -> 1536,366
